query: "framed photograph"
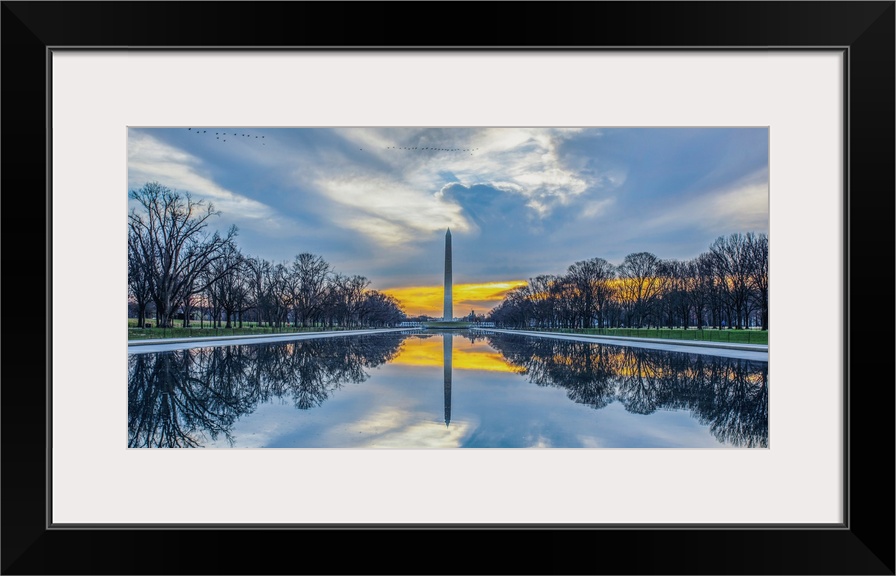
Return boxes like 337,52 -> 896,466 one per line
4,2 -> 892,574
123,125 -> 772,453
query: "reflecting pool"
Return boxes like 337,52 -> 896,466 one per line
128,330 -> 768,448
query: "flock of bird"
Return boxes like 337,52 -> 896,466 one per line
187,128 -> 265,145
186,128 -> 479,156
376,145 -> 479,156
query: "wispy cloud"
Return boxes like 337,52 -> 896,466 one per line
312,174 -> 470,244
128,127 -> 769,296
641,169 -> 769,237
306,128 -> 597,247
127,130 -> 293,235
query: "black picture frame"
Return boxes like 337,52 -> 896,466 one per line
2,2 -> 893,574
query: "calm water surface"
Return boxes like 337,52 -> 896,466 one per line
128,330 -> 768,448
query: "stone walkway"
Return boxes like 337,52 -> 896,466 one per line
127,327 -> 416,355
128,326 -> 768,362
483,329 -> 769,361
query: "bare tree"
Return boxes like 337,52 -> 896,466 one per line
246,257 -> 283,326
690,253 -> 716,330
328,274 -> 371,327
659,259 -> 692,329
128,227 -> 154,327
488,233 -> 768,334
527,274 -> 559,329
710,234 -> 754,329
291,253 -> 332,327
128,182 -> 239,328
748,233 -> 769,330
359,290 -> 405,327
617,252 -> 666,328
565,257 -> 616,329
489,285 -> 533,329
207,244 -> 250,328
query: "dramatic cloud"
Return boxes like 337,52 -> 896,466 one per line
127,130 -> 296,236
128,127 -> 769,312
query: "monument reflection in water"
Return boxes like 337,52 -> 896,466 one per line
128,331 -> 768,449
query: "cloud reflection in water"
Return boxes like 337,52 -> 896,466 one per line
129,331 -> 767,448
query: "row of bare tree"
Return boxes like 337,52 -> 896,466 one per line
488,334 -> 768,447
128,333 -> 404,447
128,182 -> 405,328
488,232 -> 768,330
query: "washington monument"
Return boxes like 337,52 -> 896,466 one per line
443,228 -> 453,321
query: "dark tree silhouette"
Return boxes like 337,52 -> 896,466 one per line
128,334 -> 404,447
485,334 -> 768,447
128,182 -> 239,328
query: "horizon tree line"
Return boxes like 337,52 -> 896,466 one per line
128,334 -> 404,447
487,334 -> 768,447
487,232 -> 769,331
128,182 -> 405,329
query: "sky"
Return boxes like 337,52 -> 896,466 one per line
128,127 -> 769,317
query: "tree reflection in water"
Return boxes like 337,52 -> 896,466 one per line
129,332 -> 767,448
486,335 -> 768,447
128,334 -> 403,447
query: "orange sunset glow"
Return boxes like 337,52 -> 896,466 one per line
382,280 -> 527,317
391,336 -> 523,374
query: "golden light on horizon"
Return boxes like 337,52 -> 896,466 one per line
383,280 -> 528,317
391,336 -> 522,374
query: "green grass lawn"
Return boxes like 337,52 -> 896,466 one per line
534,327 -> 769,345
128,320 -> 766,345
